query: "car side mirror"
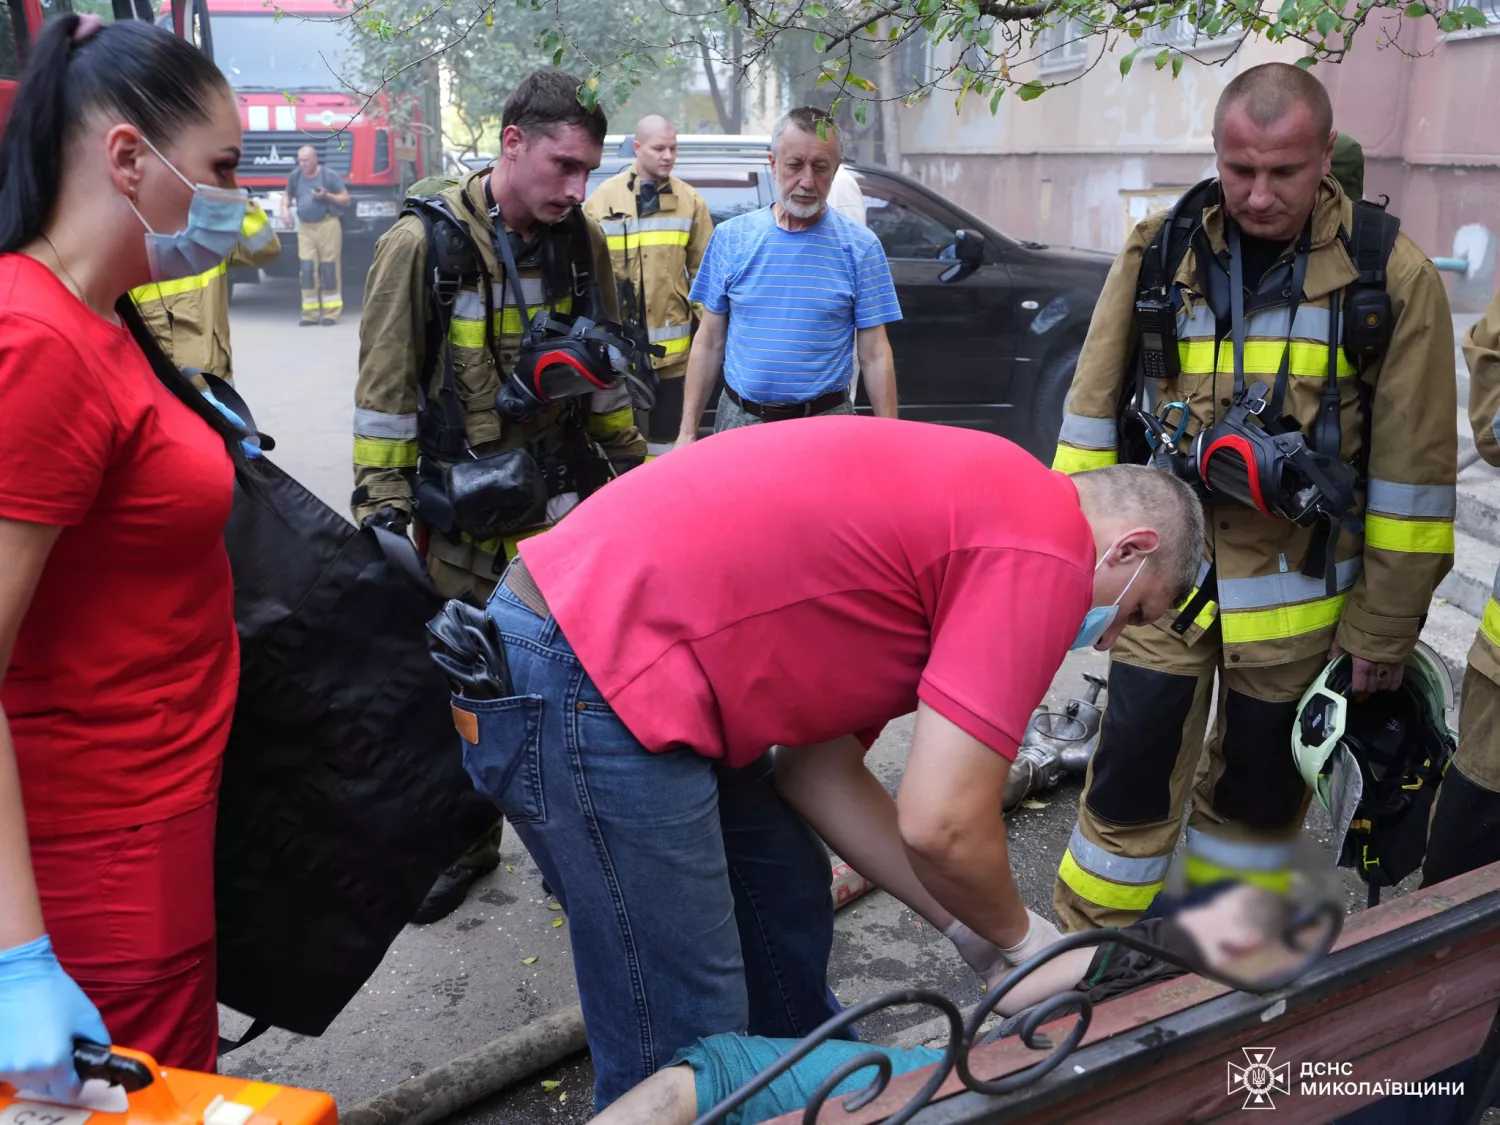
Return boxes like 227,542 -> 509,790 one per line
939,229 -> 985,283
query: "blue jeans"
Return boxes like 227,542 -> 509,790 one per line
461,579 -> 843,1107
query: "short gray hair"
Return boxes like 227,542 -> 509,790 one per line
1072,464 -> 1205,602
771,106 -> 841,161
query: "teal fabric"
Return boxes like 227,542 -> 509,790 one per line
672,1033 -> 944,1125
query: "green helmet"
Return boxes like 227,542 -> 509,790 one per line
1292,642 -> 1455,888
1331,133 -> 1365,202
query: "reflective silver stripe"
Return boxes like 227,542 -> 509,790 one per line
1218,557 -> 1362,610
1058,412 -> 1118,449
353,408 -> 418,440
1191,557 -> 1212,588
645,441 -> 676,457
1066,826 -> 1172,885
600,217 -> 694,234
452,278 -> 550,320
1366,479 -> 1457,519
1176,303 -> 1217,340
1185,827 -> 1294,872
649,324 -> 692,343
1243,305 -> 1334,342
591,384 -> 633,413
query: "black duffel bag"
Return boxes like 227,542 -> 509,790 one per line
215,452 -> 497,1038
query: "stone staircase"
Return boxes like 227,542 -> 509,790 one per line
1426,316 -> 1490,695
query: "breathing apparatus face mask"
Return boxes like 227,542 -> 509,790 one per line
126,135 -> 249,284
493,313 -> 647,423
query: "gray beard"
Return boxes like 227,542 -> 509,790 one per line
778,191 -> 824,220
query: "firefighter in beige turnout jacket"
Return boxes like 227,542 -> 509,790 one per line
131,201 -> 280,381
1050,64 -> 1456,930
583,115 -> 713,456
1424,295 -> 1500,886
353,72 -> 644,923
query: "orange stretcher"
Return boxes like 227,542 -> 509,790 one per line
0,1046 -> 336,1125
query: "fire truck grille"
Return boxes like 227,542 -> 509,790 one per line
238,133 -> 354,179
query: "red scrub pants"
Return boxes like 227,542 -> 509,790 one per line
31,800 -> 219,1070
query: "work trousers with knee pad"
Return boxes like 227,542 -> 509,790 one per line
297,215 -> 343,323
1054,621 -> 1319,931
1424,664 -> 1500,887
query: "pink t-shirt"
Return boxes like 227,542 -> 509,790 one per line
521,417 -> 1095,768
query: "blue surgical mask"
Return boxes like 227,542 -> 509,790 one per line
127,135 -> 249,283
1071,544 -> 1147,651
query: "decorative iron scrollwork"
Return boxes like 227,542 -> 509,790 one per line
689,900 -> 1342,1125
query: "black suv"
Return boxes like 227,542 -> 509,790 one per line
588,137 -> 1111,460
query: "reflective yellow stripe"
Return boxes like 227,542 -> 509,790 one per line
131,261 -> 228,303
1364,514 -> 1455,555
463,525 -> 547,558
1174,594 -> 1219,630
1481,598 -> 1500,649
588,406 -> 635,436
353,436 -> 418,468
449,299 -> 574,348
657,335 -> 690,357
1221,594 -> 1347,645
1184,854 -> 1291,893
1052,444 -> 1119,474
605,231 -> 692,251
1177,339 -> 1357,379
1057,850 -> 1162,912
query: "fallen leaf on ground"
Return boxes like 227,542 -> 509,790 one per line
522,956 -> 539,964
541,1081 -> 560,1092
547,902 -> 563,911
559,1093 -> 568,1103
1021,799 -> 1049,810
506,865 -> 515,873
552,917 -> 565,928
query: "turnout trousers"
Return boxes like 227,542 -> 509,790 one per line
297,215 -> 343,324
1053,619 -> 1320,931
1424,662 -> 1500,886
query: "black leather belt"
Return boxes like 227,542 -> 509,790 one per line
725,384 -> 848,422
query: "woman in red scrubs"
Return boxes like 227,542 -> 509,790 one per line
0,14 -> 250,1097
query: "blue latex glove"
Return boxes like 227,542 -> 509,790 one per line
202,390 -> 264,458
0,934 -> 110,1102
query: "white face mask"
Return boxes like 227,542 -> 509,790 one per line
125,134 -> 249,283
1071,542 -> 1147,651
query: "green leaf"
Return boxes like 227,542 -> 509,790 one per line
552,917 -> 566,928
1315,8 -> 1338,33
846,72 -> 876,91
1017,80 -> 1045,100
1171,52 -> 1183,76
1294,54 -> 1317,68
813,30 -> 827,52
1120,45 -> 1140,74
522,955 -> 539,964
989,86 -> 1003,113
541,1081 -> 561,1092
1460,4 -> 1490,25
853,99 -> 868,126
1403,1 -> 1427,14
1154,47 -> 1171,69
282,90 -> 297,103
806,1 -> 828,16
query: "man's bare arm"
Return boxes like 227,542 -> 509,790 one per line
898,702 -> 1031,947
856,324 -> 897,418
676,309 -> 727,446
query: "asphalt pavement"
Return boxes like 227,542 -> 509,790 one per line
216,269 -> 1418,1123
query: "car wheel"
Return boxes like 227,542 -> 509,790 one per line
1027,345 -> 1081,465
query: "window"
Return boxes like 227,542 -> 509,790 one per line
1036,18 -> 1090,73
211,13 -> 357,92
0,0 -> 20,80
39,0 -> 115,22
854,172 -> 957,260
1474,0 -> 1500,23
1142,8 -> 1244,50
586,166 -> 765,227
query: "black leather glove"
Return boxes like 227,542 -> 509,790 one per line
361,506 -> 411,537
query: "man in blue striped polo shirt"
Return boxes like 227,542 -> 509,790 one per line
675,107 -> 901,443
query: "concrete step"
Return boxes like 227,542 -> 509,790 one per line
1436,528 -> 1499,618
1422,595 -> 1481,691
1457,465 -> 1500,548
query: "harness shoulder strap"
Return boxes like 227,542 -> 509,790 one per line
1139,177 -> 1219,297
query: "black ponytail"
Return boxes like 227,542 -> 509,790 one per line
0,16 -> 253,476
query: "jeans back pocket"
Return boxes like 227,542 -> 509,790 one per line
454,694 -> 547,824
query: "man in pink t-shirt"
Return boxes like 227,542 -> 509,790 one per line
451,416 -> 1203,1107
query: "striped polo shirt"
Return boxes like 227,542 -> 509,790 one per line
690,205 -> 901,403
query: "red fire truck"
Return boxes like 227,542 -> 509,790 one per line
206,0 -> 437,258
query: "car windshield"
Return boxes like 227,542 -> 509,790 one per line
212,14 -> 359,92
588,166 -> 763,226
